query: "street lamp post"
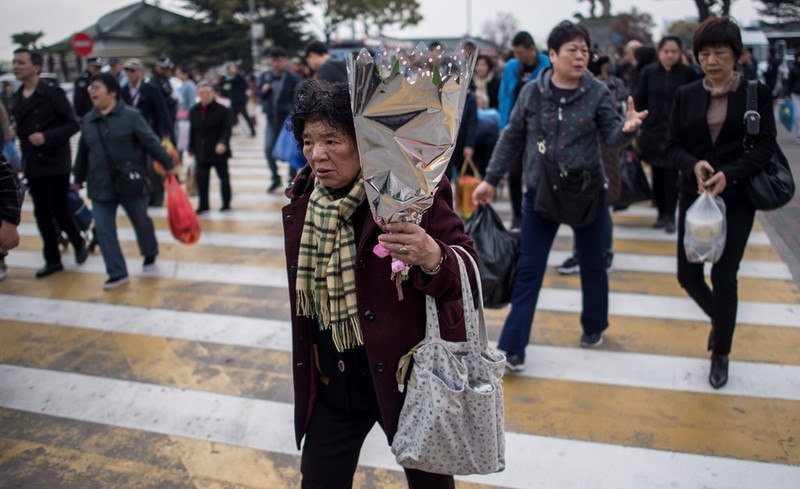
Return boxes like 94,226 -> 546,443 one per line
466,0 -> 472,37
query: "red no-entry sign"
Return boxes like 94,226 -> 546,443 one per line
71,32 -> 94,57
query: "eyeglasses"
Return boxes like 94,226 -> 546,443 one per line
87,85 -> 103,92
124,67 -> 136,72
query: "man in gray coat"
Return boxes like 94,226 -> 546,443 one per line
73,73 -> 175,290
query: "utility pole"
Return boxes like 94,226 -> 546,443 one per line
248,0 -> 260,70
466,0 -> 472,37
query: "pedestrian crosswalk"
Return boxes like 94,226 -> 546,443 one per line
1,129 -> 799,488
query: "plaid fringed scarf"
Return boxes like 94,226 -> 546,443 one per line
296,177 -> 367,352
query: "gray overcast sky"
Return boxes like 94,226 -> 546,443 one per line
1,0 -> 761,64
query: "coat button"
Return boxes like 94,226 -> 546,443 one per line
338,360 -> 346,372
359,259 -> 366,270
364,310 -> 375,321
374,362 -> 386,373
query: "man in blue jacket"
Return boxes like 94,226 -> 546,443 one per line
259,46 -> 300,192
498,31 -> 550,229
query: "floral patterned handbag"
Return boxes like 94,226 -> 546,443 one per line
391,246 -> 506,475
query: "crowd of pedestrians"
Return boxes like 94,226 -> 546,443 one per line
0,18 -> 789,485
468,16 -> 784,393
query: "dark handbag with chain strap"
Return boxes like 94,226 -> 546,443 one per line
743,81 -> 795,211
96,123 -> 149,200
531,89 -> 603,228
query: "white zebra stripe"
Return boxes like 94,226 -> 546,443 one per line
1,365 -> 796,489
15,224 -> 790,279
2,295 -> 799,401
5,251 -> 798,328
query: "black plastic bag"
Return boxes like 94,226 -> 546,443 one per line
616,147 -> 652,209
465,205 -> 519,308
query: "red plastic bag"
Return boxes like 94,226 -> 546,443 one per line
166,175 -> 201,244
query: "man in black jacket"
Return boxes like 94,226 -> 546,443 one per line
259,46 -> 300,192
219,62 -> 255,137
73,57 -> 103,118
12,48 -> 88,278
121,58 -> 171,206
189,81 -> 233,213
151,57 -> 178,140
304,41 -> 347,83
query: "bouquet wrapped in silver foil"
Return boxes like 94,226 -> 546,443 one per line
347,42 -> 477,228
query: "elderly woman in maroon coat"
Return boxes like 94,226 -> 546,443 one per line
282,81 -> 476,488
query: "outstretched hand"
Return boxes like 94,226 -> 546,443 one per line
623,96 -> 648,134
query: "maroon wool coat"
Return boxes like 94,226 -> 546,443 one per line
282,168 -> 477,449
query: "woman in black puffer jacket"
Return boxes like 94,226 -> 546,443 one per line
635,35 -> 702,233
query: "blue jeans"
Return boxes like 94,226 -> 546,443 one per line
264,124 -> 280,185
92,196 -> 158,279
572,205 -> 614,258
497,188 -> 609,358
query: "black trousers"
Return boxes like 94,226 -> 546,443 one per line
27,173 -> 84,265
508,150 -> 523,226
195,160 -> 231,211
677,191 -> 755,356
300,399 -> 455,489
232,103 -> 255,136
651,165 -> 679,220
146,155 -> 166,207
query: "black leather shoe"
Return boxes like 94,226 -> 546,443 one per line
709,353 -> 729,389
35,262 -> 64,278
75,240 -> 89,264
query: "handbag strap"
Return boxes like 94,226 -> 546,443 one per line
459,156 -> 481,179
421,246 -> 487,352
94,120 -> 118,178
743,80 -> 760,151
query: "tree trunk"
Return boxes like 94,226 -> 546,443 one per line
695,0 -> 711,21
600,0 -> 611,17
721,0 -> 732,16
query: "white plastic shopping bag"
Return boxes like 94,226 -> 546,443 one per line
684,191 -> 727,263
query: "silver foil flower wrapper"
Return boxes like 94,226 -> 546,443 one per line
347,42 -> 477,226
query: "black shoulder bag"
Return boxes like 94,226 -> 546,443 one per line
96,122 -> 149,200
532,89 -> 603,228
743,80 -> 795,211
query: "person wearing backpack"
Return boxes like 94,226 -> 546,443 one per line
635,36 -> 702,234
